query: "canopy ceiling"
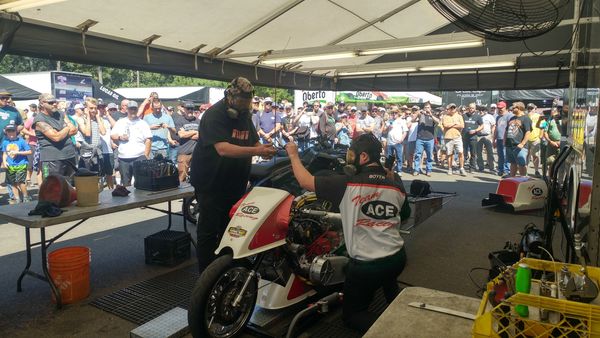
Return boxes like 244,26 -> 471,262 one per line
1,0 -> 599,91
0,74 -> 40,100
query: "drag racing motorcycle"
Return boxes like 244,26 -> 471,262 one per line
188,147 -> 349,337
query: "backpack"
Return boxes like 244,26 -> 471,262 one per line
410,180 -> 431,197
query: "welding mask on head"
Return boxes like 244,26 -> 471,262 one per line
343,133 -> 382,176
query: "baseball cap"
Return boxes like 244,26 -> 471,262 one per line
97,98 -> 106,107
400,105 -> 408,110
252,96 -> 260,103
4,122 -> 16,130
371,107 -> 379,112
74,103 -> 84,110
446,103 -> 457,109
338,101 -> 345,105
127,100 -> 139,108
497,101 -> 507,109
184,101 -> 195,109
38,93 -> 56,103
411,105 -> 419,111
350,106 -> 357,111
107,103 -> 118,110
379,107 -> 386,112
264,97 -> 273,103
527,103 -> 536,109
490,103 -> 497,108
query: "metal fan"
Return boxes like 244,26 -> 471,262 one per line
428,0 -> 572,41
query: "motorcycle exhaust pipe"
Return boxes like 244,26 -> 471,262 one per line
285,292 -> 343,338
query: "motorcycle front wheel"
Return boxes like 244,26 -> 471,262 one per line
188,254 -> 258,338
182,196 -> 199,225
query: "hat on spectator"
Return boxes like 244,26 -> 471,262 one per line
371,107 -> 379,112
378,107 -> 386,112
497,101 -> 507,109
350,106 -> 357,111
107,103 -> 118,110
252,96 -> 260,103
338,101 -> 345,106
4,121 -> 16,130
38,93 -> 56,102
127,100 -> 138,108
400,105 -> 409,110
411,105 -> 419,111
285,104 -> 292,109
446,103 -> 457,109
490,103 -> 497,108
264,97 -> 273,103
29,103 -> 37,108
184,101 -> 195,109
0,89 -> 11,96
97,98 -> 106,107
74,103 -> 84,110
527,103 -> 536,109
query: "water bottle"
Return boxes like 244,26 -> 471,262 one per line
515,263 -> 532,317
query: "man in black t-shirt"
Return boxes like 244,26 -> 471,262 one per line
462,103 -> 483,173
505,102 -> 532,177
286,134 -> 408,334
173,103 -> 199,182
412,102 -> 439,176
189,77 -> 276,274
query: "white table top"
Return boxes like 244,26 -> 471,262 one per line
0,185 -> 194,228
364,287 -> 480,338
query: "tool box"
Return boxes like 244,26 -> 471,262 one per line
144,230 -> 191,266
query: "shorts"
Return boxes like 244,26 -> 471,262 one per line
101,153 -> 114,175
506,146 -> 528,166
528,140 -> 540,155
177,154 -> 192,182
6,166 -> 27,184
41,158 -> 77,181
445,138 -> 463,155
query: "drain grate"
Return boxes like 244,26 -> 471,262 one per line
90,264 -> 199,325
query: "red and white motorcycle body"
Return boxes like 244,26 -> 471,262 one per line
216,187 -> 319,309
187,185 -> 346,337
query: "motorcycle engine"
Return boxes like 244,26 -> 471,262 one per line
285,193 -> 347,286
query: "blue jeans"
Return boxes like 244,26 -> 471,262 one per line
413,139 -> 434,173
496,139 -> 510,174
169,145 -> 178,164
387,143 -> 404,173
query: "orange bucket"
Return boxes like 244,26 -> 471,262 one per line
48,246 -> 91,304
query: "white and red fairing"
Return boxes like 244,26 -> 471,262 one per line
215,187 -> 316,308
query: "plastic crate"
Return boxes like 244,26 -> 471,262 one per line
144,230 -> 191,266
133,160 -> 179,191
472,258 -> 600,337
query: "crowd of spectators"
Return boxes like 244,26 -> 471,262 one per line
0,87 -> 597,204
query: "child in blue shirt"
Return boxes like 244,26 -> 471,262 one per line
2,123 -> 32,203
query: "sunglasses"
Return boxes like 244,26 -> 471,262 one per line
0,96 -> 11,100
43,100 -> 57,105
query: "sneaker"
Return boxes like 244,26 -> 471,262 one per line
426,172 -> 432,177
413,172 -> 419,176
459,168 -> 467,176
23,196 -> 33,202
447,169 -> 453,175
502,174 -> 512,179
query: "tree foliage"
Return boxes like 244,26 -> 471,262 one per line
0,55 -> 293,102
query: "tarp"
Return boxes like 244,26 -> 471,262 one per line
0,74 -> 40,100
0,1 -> 597,91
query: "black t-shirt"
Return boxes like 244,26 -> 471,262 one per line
173,113 -> 199,155
505,114 -> 533,147
33,111 -> 78,162
462,113 -> 483,140
190,99 -> 259,198
417,114 -> 436,141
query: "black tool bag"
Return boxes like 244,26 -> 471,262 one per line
410,180 -> 431,197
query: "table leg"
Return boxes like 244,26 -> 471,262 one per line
40,228 -> 62,309
167,201 -> 172,230
17,227 -> 32,292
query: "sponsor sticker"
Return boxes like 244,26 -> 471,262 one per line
228,226 -> 247,238
241,205 -> 260,214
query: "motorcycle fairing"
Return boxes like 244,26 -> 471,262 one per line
256,274 -> 316,309
217,187 -> 292,259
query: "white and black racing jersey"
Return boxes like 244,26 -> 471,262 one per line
315,166 -> 406,261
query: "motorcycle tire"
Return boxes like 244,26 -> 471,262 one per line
188,254 -> 258,338
182,196 -> 199,225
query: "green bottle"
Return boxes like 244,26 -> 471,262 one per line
515,263 -> 532,317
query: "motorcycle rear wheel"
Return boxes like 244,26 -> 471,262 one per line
188,255 -> 258,338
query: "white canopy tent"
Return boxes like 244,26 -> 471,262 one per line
0,0 -> 597,91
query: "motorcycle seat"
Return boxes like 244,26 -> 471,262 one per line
250,157 -> 290,180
